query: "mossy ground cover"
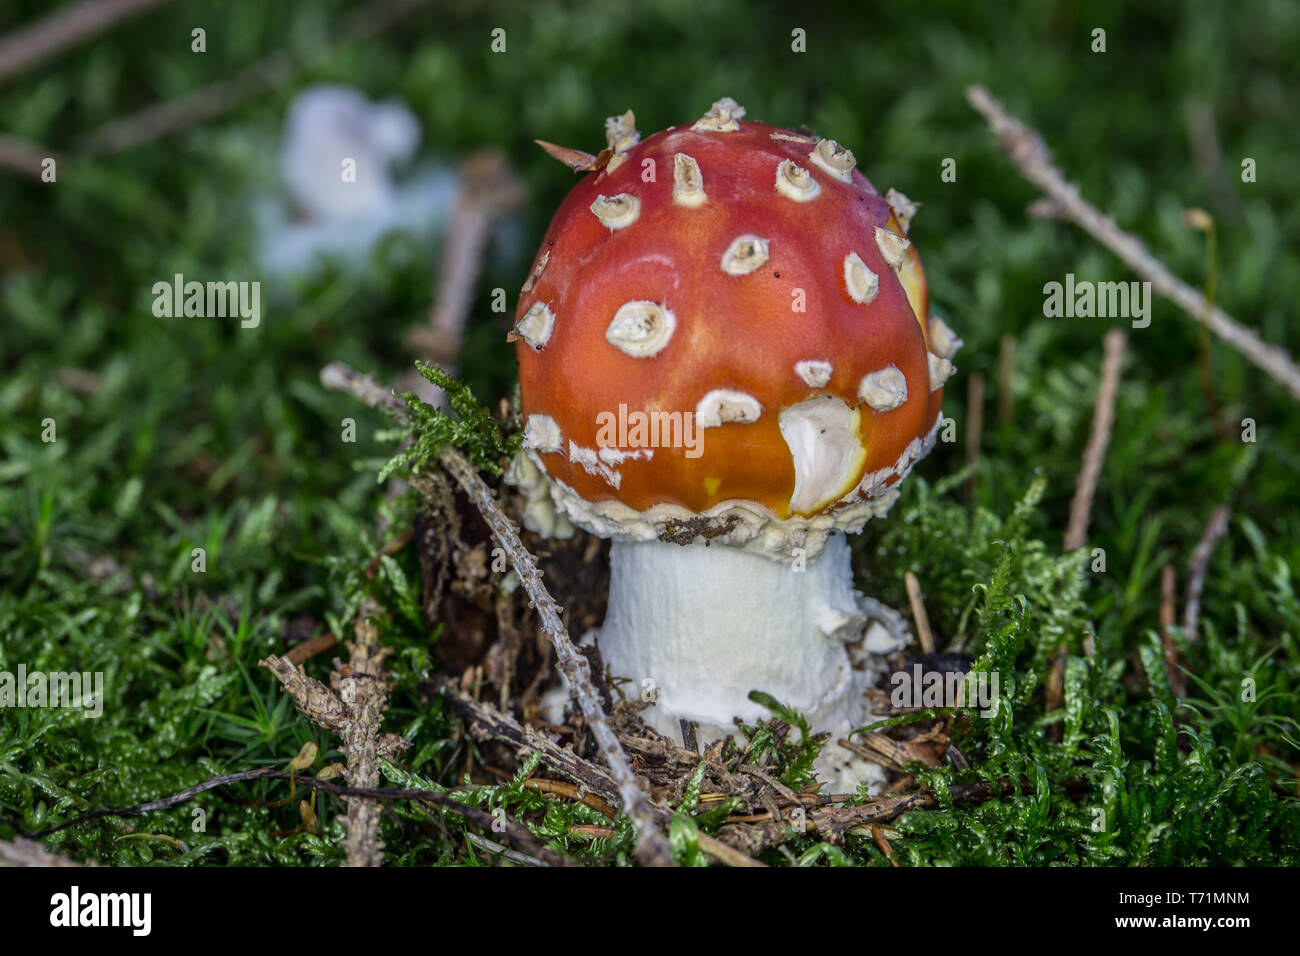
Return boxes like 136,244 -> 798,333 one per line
1,0 -> 1297,865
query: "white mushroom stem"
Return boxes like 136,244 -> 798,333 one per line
597,533 -> 908,791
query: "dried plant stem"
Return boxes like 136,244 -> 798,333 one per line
0,133 -> 55,182
86,54 -> 292,154
1160,564 -> 1187,698
333,602 -> 395,866
260,597 -> 409,866
965,371 -> 984,501
1183,504 -> 1230,642
407,152 -> 523,406
82,0 -> 432,155
966,85 -> 1300,403
904,571 -> 935,654
0,0 -> 171,87
6,767 -> 571,866
998,335 -> 1016,424
0,836 -> 94,867
441,684 -> 624,806
319,361 -> 674,867
1064,330 -> 1127,551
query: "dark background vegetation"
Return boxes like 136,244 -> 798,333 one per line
1,0 -> 1296,864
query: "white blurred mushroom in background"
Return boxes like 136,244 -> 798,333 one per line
258,84 -> 457,275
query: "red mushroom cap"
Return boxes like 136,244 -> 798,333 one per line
513,98 -> 959,555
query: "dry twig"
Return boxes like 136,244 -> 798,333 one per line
1064,330 -> 1127,551
966,85 -> 1300,402
81,0 -> 432,155
998,335 -> 1016,424
0,0 -> 171,87
0,837 -> 94,867
441,685 -> 623,806
319,361 -> 674,866
406,151 -> 524,406
965,371 -> 984,501
0,133 -> 57,182
1183,504 -> 1230,642
904,571 -> 935,654
1160,564 -> 1187,699
260,598 -> 410,866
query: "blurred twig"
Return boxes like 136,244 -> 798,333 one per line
0,0 -> 171,87
1183,504 -> 1230,643
1064,330 -> 1127,551
0,836 -> 94,867
82,0 -> 432,155
319,361 -> 675,867
0,133 -> 56,181
406,151 -> 524,407
86,54 -> 292,154
967,85 -> 1300,403
965,371 -> 983,501
1160,564 -> 1187,699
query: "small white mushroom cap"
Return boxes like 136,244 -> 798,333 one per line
280,85 -> 419,222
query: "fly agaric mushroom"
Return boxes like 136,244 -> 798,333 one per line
510,98 -> 961,789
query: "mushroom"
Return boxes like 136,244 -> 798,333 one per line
511,99 -> 959,790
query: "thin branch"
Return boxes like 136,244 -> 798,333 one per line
1064,330 -> 1127,551
1,768 -> 570,866
260,596 -> 410,866
0,133 -> 56,182
0,836 -> 95,867
406,151 -> 523,407
0,0 -> 171,87
85,54 -> 292,154
1160,564 -> 1187,699
319,361 -> 674,867
333,602 -> 399,866
966,85 -> 1300,403
904,571 -> 935,654
696,832 -> 767,867
1183,504 -> 1230,642
81,0 -> 432,155
965,371 -> 984,502
998,334 -> 1016,424
440,683 -> 624,807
